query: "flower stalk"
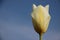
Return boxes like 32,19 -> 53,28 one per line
39,33 -> 43,40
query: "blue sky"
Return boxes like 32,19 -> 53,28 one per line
0,0 -> 60,40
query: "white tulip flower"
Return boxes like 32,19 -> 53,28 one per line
31,4 -> 51,40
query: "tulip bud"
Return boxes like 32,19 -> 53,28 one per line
31,4 -> 51,40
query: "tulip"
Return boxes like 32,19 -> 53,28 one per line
31,4 -> 51,40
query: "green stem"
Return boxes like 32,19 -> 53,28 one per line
39,33 -> 43,40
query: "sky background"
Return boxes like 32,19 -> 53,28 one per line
0,0 -> 60,40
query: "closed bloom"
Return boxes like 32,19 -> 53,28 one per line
31,4 -> 51,34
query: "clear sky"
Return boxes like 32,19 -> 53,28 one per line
0,0 -> 60,40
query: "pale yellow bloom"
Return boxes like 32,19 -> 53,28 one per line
31,4 -> 51,34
